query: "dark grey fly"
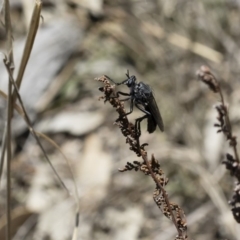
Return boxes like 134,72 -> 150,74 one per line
107,71 -> 164,135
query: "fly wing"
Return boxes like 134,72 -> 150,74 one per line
146,114 -> 157,133
146,91 -> 164,132
136,82 -> 164,132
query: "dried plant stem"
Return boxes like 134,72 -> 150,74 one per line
140,151 -> 181,236
3,57 -> 69,194
4,57 -> 80,239
12,0 -> 42,106
97,75 -> 188,239
3,56 -> 80,239
4,0 -> 14,238
219,88 -> 239,163
197,65 -> 240,224
1,3 -> 41,237
6,80 -> 12,240
0,123 -> 7,187
1,2 -> 81,239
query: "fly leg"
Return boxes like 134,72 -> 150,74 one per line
111,91 -> 130,100
135,114 -> 148,150
134,104 -> 152,135
110,90 -> 134,118
109,91 -> 133,121
105,75 -> 129,85
135,114 -> 148,137
134,104 -> 152,149
116,98 -> 134,122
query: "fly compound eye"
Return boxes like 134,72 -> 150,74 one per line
131,76 -> 136,82
125,76 -> 136,87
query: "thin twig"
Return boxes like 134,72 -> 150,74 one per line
218,88 -> 240,163
4,57 -> 81,238
97,75 -> 188,239
12,0 -> 42,107
0,122 -> 7,188
3,56 -> 70,194
197,65 -> 240,224
4,0 -> 14,238
140,151 -> 181,236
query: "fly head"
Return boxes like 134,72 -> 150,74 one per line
124,75 -> 137,88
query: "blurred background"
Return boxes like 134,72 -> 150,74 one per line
0,0 -> 240,239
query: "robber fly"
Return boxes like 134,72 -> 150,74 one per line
107,70 -> 164,136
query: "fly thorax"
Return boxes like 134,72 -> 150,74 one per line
134,83 -> 146,102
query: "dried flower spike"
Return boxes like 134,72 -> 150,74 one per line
196,65 -> 240,225
97,74 -> 188,238
196,65 -> 219,93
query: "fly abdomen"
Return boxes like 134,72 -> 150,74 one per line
147,115 -> 157,133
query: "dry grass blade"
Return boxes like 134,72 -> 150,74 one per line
5,59 -> 12,240
0,83 -> 81,200
167,33 -> 223,63
141,21 -> 223,63
0,3 -> 41,237
0,90 -> 24,114
0,122 -> 7,187
35,132 -> 80,240
3,0 -> 14,239
71,212 -> 79,240
3,0 -> 13,62
184,162 -> 237,236
100,16 -> 223,64
3,54 -> 80,239
11,0 -> 42,108
3,56 -> 70,193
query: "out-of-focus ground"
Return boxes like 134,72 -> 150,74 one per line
0,0 -> 240,239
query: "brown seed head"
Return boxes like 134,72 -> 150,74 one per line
196,65 -> 219,93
